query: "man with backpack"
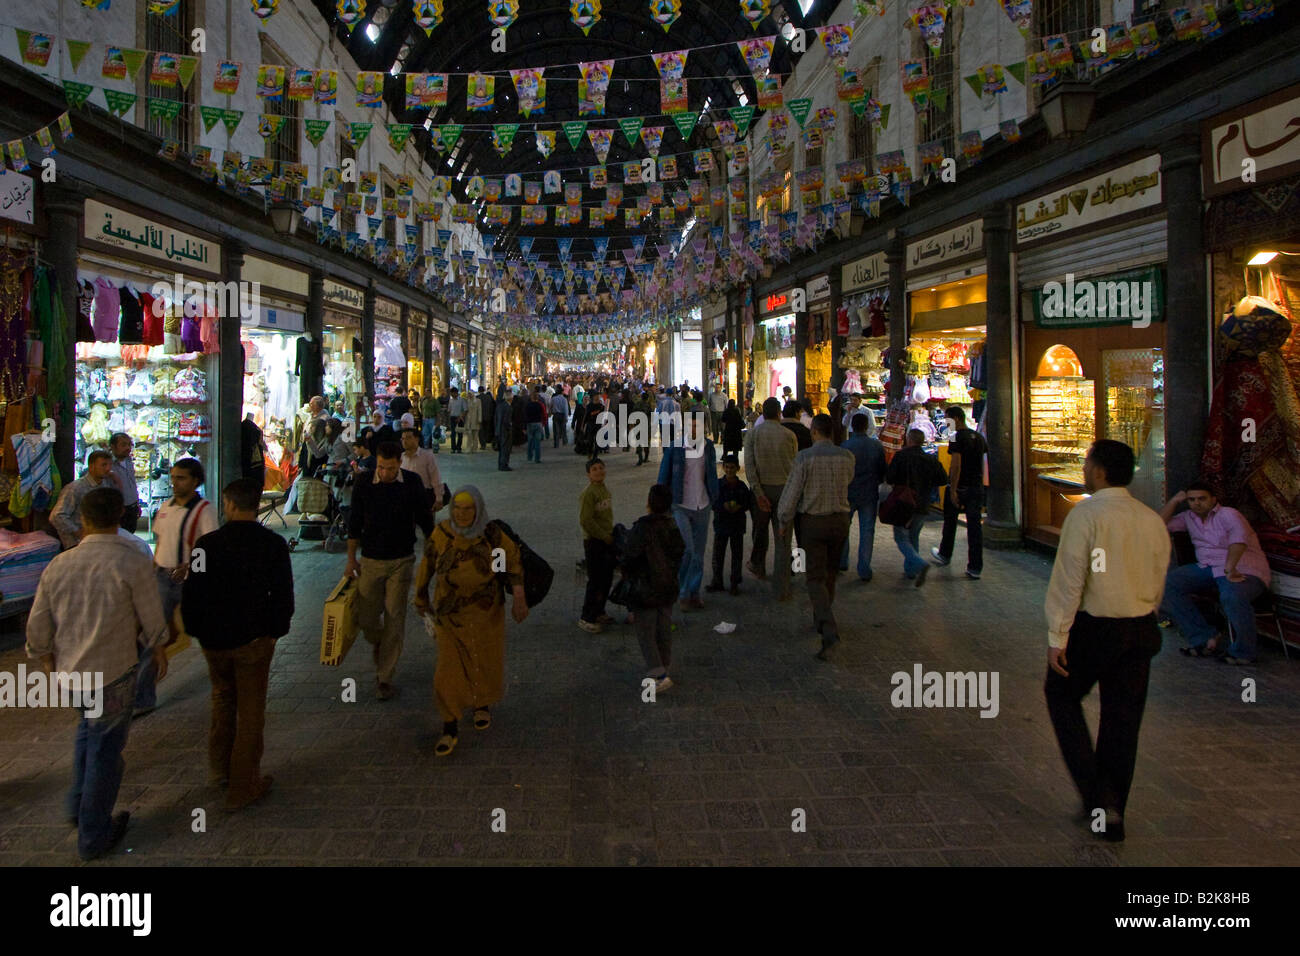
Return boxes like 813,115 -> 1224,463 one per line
883,429 -> 948,588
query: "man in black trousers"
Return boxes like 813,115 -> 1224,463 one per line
1043,440 -> 1170,843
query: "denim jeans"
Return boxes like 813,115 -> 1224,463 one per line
553,412 -> 568,447
673,504 -> 712,601
892,514 -> 928,578
527,422 -> 544,461
136,569 -> 182,710
67,667 -> 136,860
1160,563 -> 1267,659
840,498 -> 879,579
422,418 -> 437,448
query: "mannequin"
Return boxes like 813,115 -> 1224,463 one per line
296,331 -> 324,404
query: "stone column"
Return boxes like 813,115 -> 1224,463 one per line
1162,136 -> 1208,498
423,307 -> 434,393
886,236 -> 907,402
218,238 -> 245,501
42,184 -> 90,487
982,202 -> 1019,548
399,302 -> 410,391
362,281 -> 376,404
793,280 -> 809,402
829,267 -> 844,395
305,266 -> 324,402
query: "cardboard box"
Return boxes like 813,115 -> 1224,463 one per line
320,575 -> 359,666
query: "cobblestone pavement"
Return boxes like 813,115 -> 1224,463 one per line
3,442 -> 1299,867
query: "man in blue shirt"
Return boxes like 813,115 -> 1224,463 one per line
840,412 -> 887,581
657,413 -> 718,611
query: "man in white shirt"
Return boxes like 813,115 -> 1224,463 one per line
138,457 -> 218,716
400,427 -> 444,513
840,393 -> 865,432
708,386 -> 728,444
1043,439 -> 1169,844
446,387 -> 469,454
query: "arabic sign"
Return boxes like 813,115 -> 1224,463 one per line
431,316 -> 450,333
0,169 -> 34,225
323,279 -> 364,312
906,220 -> 983,272
84,199 -> 220,272
1016,155 -> 1162,246
242,255 -> 308,297
762,289 -> 792,314
375,296 -> 402,324
1204,84 -> 1300,198
842,252 -> 888,293
806,274 -> 831,302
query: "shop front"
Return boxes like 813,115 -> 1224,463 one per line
322,279 -> 366,422
755,288 -> 797,403
428,313 -> 448,397
373,295 -> 404,419
1014,153 -> 1167,545
804,274 -> 833,413
838,251 -> 890,432
407,310 -> 427,397
448,328 -> 468,393
75,199 -> 223,513
902,219 -> 987,472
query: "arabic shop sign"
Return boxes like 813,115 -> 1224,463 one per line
1016,155 -> 1162,246
842,252 -> 888,293
1204,84 -> 1300,198
762,289 -> 791,314
906,220 -> 983,272
0,169 -> 34,225
84,199 -> 219,272
1031,266 -> 1165,328
323,279 -> 363,312
375,296 -> 402,324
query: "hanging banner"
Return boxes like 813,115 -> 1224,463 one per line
257,113 -> 285,139
536,129 -> 556,157
150,53 -> 180,87
651,50 -> 688,81
314,69 -> 338,104
650,0 -> 681,31
571,0 -> 602,34
489,0 -> 519,28
641,125 -> 664,158
740,0 -> 770,30
356,71 -> 384,108
492,123 -> 519,155
66,39 -> 92,72
730,105 -> 755,135
467,73 -> 495,111
414,0 -> 444,34
287,68 -> 314,101
737,36 -> 775,79
901,61 -> 931,110
304,118 -> 331,146
512,68 -> 545,116
660,78 -> 688,114
221,109 -> 243,135
64,81 -> 94,109
257,64 -> 285,101
618,116 -> 644,146
818,23 -> 853,64
16,30 -> 53,68
563,120 -> 587,150
588,127 -> 613,164
757,74 -> 783,109
213,60 -> 241,94
406,73 -> 447,110
787,97 -> 813,127
389,123 -> 413,151
671,110 -> 696,141
579,60 -> 613,116
346,121 -> 373,147
1000,0 -> 1033,37
909,3 -> 949,53
103,89 -> 137,116
337,0 -> 366,32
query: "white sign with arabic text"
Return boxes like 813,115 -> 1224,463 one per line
0,169 -> 34,224
84,199 -> 220,272
907,220 -> 983,272
1016,154 -> 1162,245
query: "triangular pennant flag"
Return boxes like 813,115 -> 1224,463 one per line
1006,60 -> 1027,86
257,113 -> 286,139
730,105 -> 755,135
122,49 -> 148,80
16,30 -> 54,68
150,98 -> 184,122
199,105 -> 224,132
348,122 -> 373,147
221,109 -> 243,135
619,116 -> 644,147
66,39 -> 92,73
304,119 -> 331,146
563,120 -> 588,150
787,97 -> 813,127
492,123 -> 519,155
103,90 -> 137,117
388,123 -> 413,151
671,111 -> 696,141
440,124 -> 462,152
931,88 -> 948,111
63,81 -> 94,109
177,55 -> 198,90
964,73 -> 983,99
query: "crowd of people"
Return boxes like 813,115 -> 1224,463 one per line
22,368 -> 1280,857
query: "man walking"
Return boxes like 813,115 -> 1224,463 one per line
552,387 -> 571,448
657,412 -> 718,611
347,441 -> 434,699
138,457 -> 218,716
840,412 -> 887,581
1044,439 -> 1169,843
708,384 -> 728,444
108,434 -> 141,533
778,414 -> 855,660
885,429 -> 948,587
387,386 -> 413,424
49,450 -> 115,549
464,387 -> 482,453
479,386 -> 495,451
495,384 -> 514,471
182,478 -> 294,810
420,390 -> 441,449
525,385 -> 546,463
743,397 -> 798,600
26,487 -> 169,860
400,427 -> 445,513
446,387 -> 468,454
932,406 -> 988,579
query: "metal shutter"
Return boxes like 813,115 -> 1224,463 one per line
1016,217 -> 1167,289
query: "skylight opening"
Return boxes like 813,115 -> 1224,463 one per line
365,23 -> 381,43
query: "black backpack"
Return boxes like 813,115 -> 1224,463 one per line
489,520 -> 554,609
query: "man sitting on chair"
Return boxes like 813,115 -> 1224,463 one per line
1158,481 -> 1271,665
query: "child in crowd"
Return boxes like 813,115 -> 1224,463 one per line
707,453 -> 752,595
578,458 -> 615,634
621,483 -> 686,693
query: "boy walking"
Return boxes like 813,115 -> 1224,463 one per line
578,458 -> 616,633
621,484 -> 686,693
707,454 -> 752,595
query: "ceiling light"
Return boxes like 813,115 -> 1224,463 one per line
1248,251 -> 1278,266
365,23 -> 381,43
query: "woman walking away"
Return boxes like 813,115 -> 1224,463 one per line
620,483 -> 685,694
722,398 -> 745,458
414,486 -> 529,757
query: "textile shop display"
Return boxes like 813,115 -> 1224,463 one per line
0,527 -> 60,606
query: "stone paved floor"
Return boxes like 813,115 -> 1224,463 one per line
2,441 -> 1299,867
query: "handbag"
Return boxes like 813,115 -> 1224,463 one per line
608,575 -> 633,608
877,483 -> 919,527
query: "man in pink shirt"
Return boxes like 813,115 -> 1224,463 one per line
1159,482 -> 1271,664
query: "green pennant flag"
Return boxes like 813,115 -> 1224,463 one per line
880,103 -> 891,130
258,113 -> 286,139
348,122 -> 373,147
849,96 -> 867,117
787,97 -> 813,128
66,39 -> 92,73
103,90 -> 137,116
670,111 -> 696,141
221,109 -> 243,135
388,123 -> 413,151
63,81 -> 93,109
492,123 -> 519,155
729,105 -> 755,134
618,116 -> 644,146
148,98 -> 183,121
199,105 -> 224,132
440,124 -> 462,151
563,120 -> 587,150
931,88 -> 948,111
1006,61 -> 1027,86
963,73 -> 982,99
304,118 -> 331,146
122,49 -> 147,80
177,55 -> 198,90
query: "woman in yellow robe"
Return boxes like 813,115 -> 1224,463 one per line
414,485 -> 528,756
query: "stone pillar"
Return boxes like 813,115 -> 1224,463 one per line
982,202 -> 1019,548
362,281 -> 376,404
829,267 -> 844,394
886,236 -> 907,402
305,266 -> 324,402
793,279 -> 809,402
1162,136 -> 1208,498
219,238 -> 245,501
399,303 -> 410,391
42,185 -> 89,487
423,307 -> 434,394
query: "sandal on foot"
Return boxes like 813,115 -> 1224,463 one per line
435,734 -> 458,757
1180,644 -> 1215,658
473,709 -> 491,731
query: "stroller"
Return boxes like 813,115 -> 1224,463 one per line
288,463 -> 349,552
